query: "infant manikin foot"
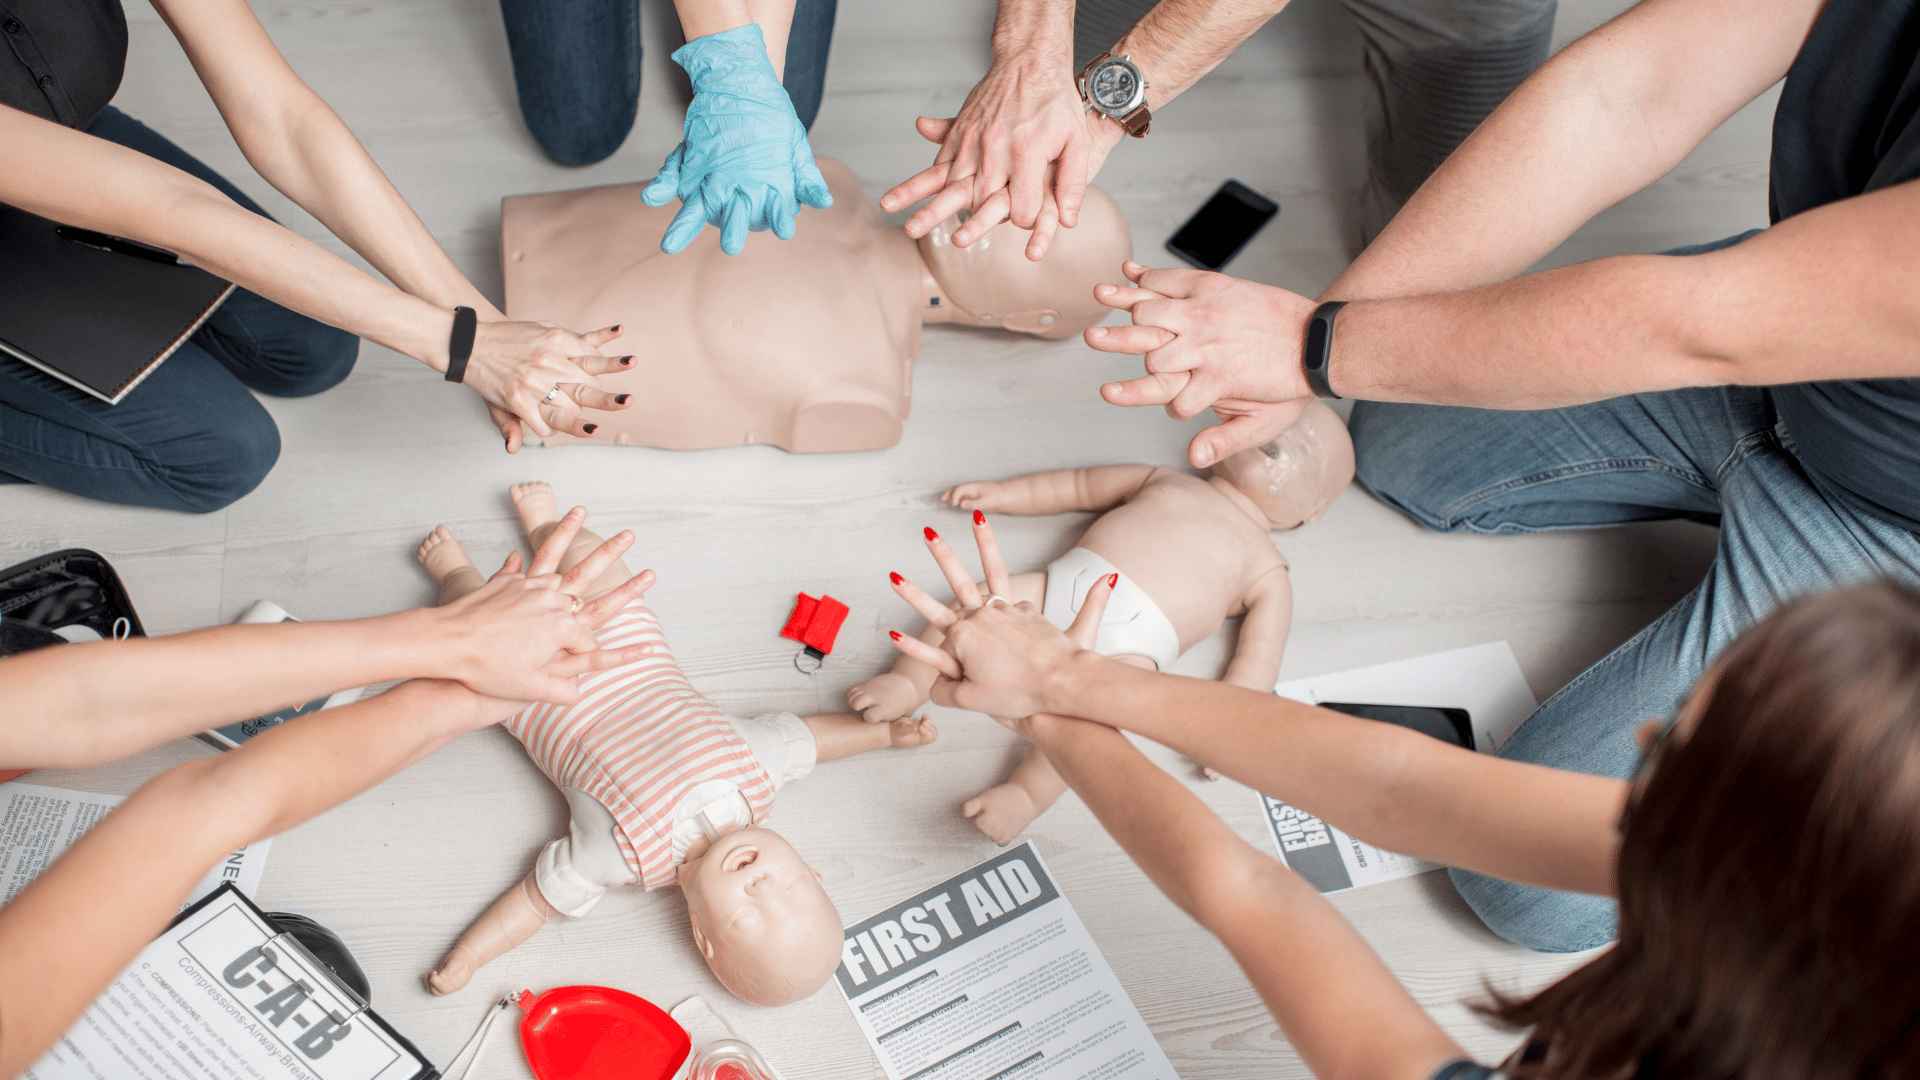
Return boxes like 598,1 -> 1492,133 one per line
417,526 -> 475,585
962,783 -> 1042,846
510,481 -> 560,534
426,946 -> 478,996
848,673 -> 922,724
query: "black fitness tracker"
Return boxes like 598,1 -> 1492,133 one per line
1302,300 -> 1345,399
443,306 -> 477,384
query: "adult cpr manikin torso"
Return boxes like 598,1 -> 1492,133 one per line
501,158 -> 1130,452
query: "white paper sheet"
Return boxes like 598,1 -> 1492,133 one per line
0,780 -> 271,907
1258,641 -> 1539,893
836,842 -> 1174,1080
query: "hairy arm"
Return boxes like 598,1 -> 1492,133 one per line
1330,178 -> 1920,407
1031,715 -> 1462,1078
0,680 -> 497,1075
1107,0 -> 1292,114
1329,0 -> 1823,301
1040,657 -> 1622,895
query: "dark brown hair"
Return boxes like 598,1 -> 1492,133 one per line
1486,581 -> 1920,1079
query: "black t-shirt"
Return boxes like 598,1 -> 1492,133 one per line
1768,0 -> 1920,531
0,0 -> 125,129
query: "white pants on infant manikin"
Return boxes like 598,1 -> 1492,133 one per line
1042,548 -> 1181,671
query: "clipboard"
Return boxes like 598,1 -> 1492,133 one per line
0,207 -> 233,404
24,883 -> 439,1080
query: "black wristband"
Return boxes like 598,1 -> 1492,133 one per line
443,306 -> 477,384
1301,300 -> 1345,399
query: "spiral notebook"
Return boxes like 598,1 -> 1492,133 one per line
0,206 -> 233,404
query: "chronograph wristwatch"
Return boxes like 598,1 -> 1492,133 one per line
1078,51 -> 1151,137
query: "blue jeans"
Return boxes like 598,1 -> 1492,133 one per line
499,0 -> 838,167
0,108 -> 358,513
1347,234 -> 1920,952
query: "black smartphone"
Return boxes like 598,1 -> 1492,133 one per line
1166,179 -> 1279,270
1319,701 -> 1475,751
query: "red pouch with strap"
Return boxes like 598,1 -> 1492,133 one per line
780,593 -> 848,671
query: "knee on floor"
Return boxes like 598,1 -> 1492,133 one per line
1348,401 -> 1456,527
1447,866 -> 1617,954
264,324 -> 360,398
156,408 -> 283,513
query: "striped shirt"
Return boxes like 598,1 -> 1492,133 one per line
506,603 -> 778,891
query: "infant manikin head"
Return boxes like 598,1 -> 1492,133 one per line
679,827 -> 843,1006
919,187 -> 1132,340
1210,400 -> 1357,529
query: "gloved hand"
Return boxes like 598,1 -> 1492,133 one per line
641,22 -> 833,255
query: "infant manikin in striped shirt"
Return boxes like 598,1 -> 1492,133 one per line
414,484 -> 936,1007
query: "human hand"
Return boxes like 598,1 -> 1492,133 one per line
429,508 -> 658,704
880,52 -> 1121,262
640,23 -> 832,256
884,512 -> 1116,721
1085,261 -> 1318,468
461,321 -> 634,444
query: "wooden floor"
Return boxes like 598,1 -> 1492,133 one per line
6,0 -> 1777,1075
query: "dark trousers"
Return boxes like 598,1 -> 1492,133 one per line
498,0 -> 839,167
0,107 -> 358,513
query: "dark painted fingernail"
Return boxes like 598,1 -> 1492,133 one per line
923,526 -> 939,542
889,630 -> 903,641
611,324 -> 622,333
972,509 -> 985,526
616,394 -> 630,404
621,355 -> 635,366
889,571 -> 904,586
583,424 -> 598,435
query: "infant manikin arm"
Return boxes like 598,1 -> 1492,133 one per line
427,870 -> 558,996
1221,568 -> 1294,693
806,711 -> 935,762
945,465 -> 1161,516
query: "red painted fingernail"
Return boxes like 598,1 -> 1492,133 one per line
889,571 -> 904,586
924,526 -> 939,542
1107,573 -> 1119,588
972,509 -> 985,526
889,630 -> 903,641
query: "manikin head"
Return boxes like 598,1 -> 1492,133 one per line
678,827 -> 843,1006
918,187 -> 1133,340
1208,400 -> 1356,529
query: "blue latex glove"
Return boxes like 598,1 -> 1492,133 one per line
641,23 -> 833,255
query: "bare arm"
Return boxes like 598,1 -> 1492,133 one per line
674,0 -> 798,75
1329,0 -> 1823,301
1220,569 -> 1291,691
1108,0 -> 1292,116
1330,178 -> 1920,408
1030,715 -> 1462,1079
1031,657 -> 1623,894
943,465 -> 1161,516
0,680 -> 500,1074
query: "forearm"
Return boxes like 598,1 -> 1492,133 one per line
0,612 -> 451,769
1333,187 -> 1920,408
990,0 -> 1074,61
1110,0 -> 1289,112
1044,657 -> 1621,893
674,0 -> 795,74
0,107 -> 454,370
0,680 -> 481,1074
1327,0 -> 1815,302
1032,714 -> 1461,1075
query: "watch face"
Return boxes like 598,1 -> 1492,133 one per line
1090,61 -> 1140,113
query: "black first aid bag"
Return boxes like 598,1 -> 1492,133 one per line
0,548 -> 145,658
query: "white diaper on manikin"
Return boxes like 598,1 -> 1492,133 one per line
1042,548 -> 1181,671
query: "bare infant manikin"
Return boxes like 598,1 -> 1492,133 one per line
416,482 -> 936,1006
852,402 -> 1356,843
501,158 -> 1132,452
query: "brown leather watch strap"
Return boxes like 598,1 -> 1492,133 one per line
1120,108 -> 1151,137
